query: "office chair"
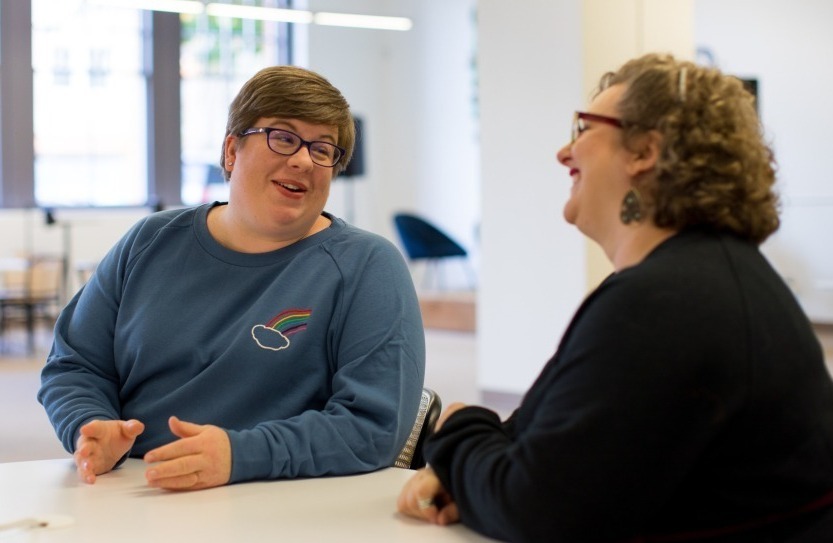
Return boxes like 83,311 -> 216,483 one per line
393,213 -> 475,290
395,387 -> 442,469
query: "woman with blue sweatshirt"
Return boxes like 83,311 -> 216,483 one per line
39,66 -> 425,490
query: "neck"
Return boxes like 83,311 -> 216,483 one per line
605,224 -> 677,272
207,205 -> 331,253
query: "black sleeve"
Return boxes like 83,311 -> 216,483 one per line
424,406 -> 514,541
424,271 -> 747,542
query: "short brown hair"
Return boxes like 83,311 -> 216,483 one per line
222,65 -> 355,177
599,53 -> 779,244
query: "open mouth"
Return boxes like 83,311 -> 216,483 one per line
277,181 -> 305,194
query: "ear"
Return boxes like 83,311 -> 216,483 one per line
224,135 -> 238,167
625,130 -> 661,178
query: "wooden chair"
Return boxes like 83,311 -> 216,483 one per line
0,254 -> 64,353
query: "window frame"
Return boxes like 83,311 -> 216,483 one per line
0,2 -> 291,210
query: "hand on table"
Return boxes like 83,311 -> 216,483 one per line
397,466 -> 459,525
75,419 -> 145,484
143,416 -> 231,490
397,402 -> 468,524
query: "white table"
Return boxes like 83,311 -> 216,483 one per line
0,458 -> 496,542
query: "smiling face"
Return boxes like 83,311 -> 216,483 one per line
222,117 -> 337,249
557,84 -> 633,244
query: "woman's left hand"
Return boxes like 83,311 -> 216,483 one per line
397,466 -> 459,525
143,416 -> 232,490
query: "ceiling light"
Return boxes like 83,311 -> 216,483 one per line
314,12 -> 412,31
205,3 -> 313,24
88,0 -> 204,15
86,1 -> 411,31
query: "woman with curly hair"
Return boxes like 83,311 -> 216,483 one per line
397,53 -> 833,542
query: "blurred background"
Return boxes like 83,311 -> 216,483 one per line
2,0 -> 832,461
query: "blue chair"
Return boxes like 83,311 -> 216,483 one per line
393,213 -> 475,290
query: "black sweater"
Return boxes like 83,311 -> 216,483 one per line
426,229 -> 833,542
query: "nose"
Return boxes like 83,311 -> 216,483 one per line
287,143 -> 316,170
556,142 -> 572,167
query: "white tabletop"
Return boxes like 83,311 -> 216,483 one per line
0,458 -> 495,542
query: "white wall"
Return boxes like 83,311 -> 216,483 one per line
475,0 -> 586,393
694,0 -> 833,323
307,0 -> 480,290
5,0 -> 832,397
476,0 -> 694,394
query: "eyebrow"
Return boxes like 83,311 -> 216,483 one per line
268,119 -> 338,143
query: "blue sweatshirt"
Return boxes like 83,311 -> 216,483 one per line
39,204 -> 425,483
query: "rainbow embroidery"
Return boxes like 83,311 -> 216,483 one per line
251,308 -> 312,351
268,308 -> 312,336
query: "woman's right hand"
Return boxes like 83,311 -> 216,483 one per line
74,419 -> 144,484
397,466 -> 460,525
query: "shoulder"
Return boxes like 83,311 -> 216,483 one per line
555,233 -> 752,382
132,206 -> 199,235
109,206 -> 203,263
611,230 -> 754,293
315,218 -> 412,287
123,206 -> 199,242
323,217 -> 405,260
574,230 -> 764,345
572,232 -> 751,332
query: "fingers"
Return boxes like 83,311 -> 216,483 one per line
148,470 -> 203,491
75,423 -> 104,484
145,456 -> 203,489
167,416 -> 201,439
75,419 -> 144,484
120,419 -> 145,439
78,419 -> 107,439
145,459 -> 228,491
397,468 -> 455,525
436,502 -> 461,526
74,444 -> 98,484
144,419 -> 232,490
144,418 -> 205,463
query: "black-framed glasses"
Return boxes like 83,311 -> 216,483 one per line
238,127 -> 346,168
571,111 -> 625,143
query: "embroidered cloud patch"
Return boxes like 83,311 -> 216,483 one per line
251,308 -> 311,351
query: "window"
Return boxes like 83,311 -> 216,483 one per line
32,0 -> 148,207
180,1 -> 291,205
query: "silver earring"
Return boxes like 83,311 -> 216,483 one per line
620,188 -> 644,224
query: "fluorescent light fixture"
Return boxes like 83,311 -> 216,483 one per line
87,0 -> 205,15
314,12 -> 412,31
205,3 -> 313,24
86,0 -> 411,31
